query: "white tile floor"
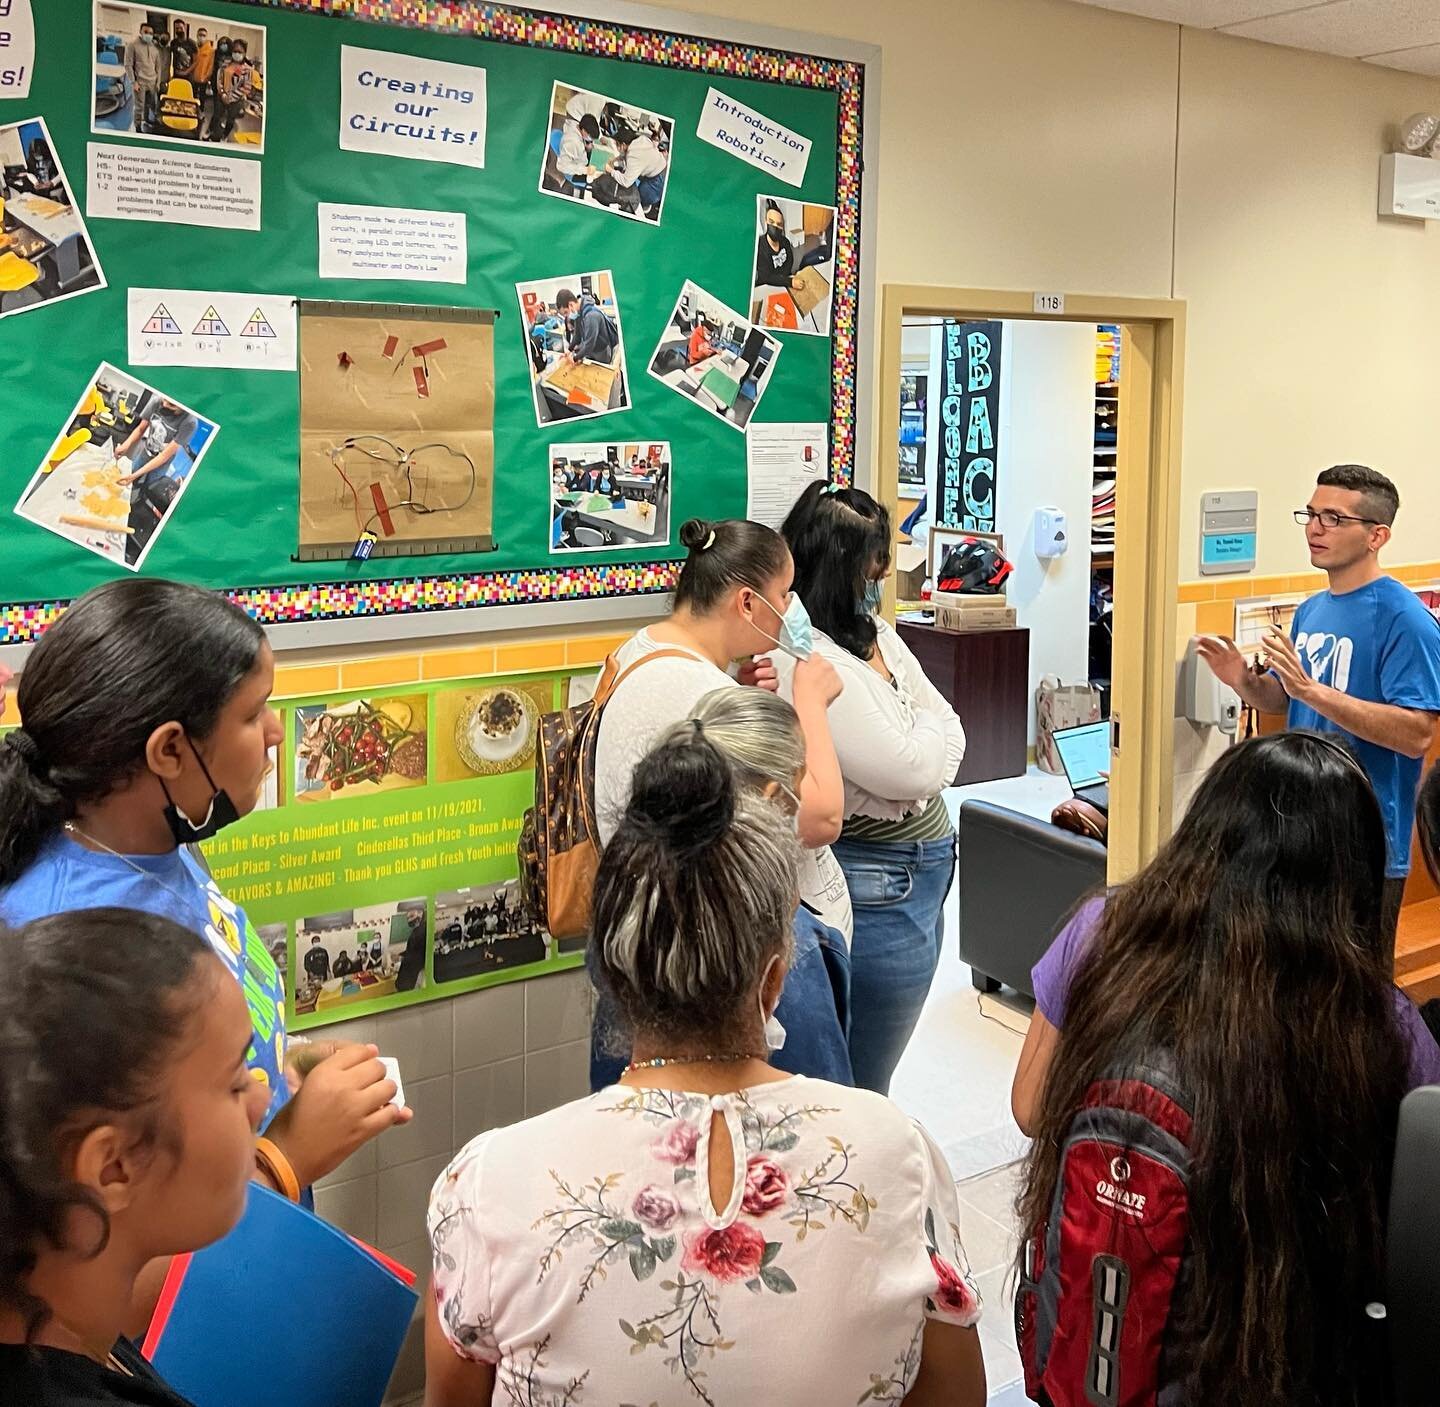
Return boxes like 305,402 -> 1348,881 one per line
884,768 -> 1065,1398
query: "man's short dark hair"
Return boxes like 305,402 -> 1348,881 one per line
578,115 -> 599,140
1316,464 -> 1399,526
613,124 -> 637,147
555,288 -> 578,309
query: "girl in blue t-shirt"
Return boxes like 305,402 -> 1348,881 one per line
0,578 -> 409,1204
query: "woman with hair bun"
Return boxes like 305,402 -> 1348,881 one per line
593,517 -> 844,872
426,727 -> 986,1407
0,909 -> 269,1403
592,685 -> 855,1087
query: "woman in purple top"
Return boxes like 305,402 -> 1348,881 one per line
1010,731 -> 1421,1407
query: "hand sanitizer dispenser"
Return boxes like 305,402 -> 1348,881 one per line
1034,506 -> 1068,559
1182,637 -> 1241,735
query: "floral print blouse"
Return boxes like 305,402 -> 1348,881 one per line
427,1075 -> 981,1405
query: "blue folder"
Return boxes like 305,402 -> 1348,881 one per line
145,1182 -> 419,1407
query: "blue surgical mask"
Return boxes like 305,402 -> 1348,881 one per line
752,591 -> 814,662
862,579 -> 885,615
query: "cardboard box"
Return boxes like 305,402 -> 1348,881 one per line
933,591 -> 1016,631
895,539 -> 928,603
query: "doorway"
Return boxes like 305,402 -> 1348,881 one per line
876,287 -> 1185,1399
877,287 -> 1186,882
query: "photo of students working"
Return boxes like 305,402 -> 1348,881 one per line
648,280 -> 783,432
550,440 -> 671,553
750,194 -> 837,336
0,118 -> 105,318
14,363 -> 216,570
516,272 -> 631,425
538,81 -> 673,224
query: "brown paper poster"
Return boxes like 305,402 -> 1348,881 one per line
297,300 -> 496,560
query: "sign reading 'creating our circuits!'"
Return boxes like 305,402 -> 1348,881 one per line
696,87 -> 811,188
339,45 -> 488,170
937,319 -> 1003,533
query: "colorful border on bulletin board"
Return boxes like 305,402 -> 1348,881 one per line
0,1 -> 863,647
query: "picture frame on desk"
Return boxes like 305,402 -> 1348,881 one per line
927,527 -> 1004,582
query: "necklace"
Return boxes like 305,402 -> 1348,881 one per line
621,1053 -> 765,1078
63,821 -> 195,912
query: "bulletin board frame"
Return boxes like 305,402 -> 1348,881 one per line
0,0 -> 880,660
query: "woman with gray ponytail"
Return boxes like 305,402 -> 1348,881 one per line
426,727 -> 986,1407
589,686 -> 854,1087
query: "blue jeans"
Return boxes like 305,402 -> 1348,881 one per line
831,835 -> 956,1095
588,908 -> 855,1089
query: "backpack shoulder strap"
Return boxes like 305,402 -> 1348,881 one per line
593,647 -> 713,709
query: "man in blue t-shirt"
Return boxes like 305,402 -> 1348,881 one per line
1199,465 -> 1440,952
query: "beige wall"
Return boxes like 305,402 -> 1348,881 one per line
1175,28 -> 1440,577
672,0 -> 1440,579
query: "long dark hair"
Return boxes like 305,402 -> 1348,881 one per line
673,517 -> 789,614
0,909 -> 212,1339
0,579 -> 264,885
1017,731 -> 1408,1406
780,481 -> 891,658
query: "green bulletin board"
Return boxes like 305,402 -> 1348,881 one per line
0,0 -> 866,644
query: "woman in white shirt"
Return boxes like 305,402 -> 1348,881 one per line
773,483 -> 966,1095
593,515 -> 841,860
426,726 -> 985,1407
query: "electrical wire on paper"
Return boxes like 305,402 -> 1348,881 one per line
327,435 -> 478,538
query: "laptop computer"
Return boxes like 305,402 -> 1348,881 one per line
1052,720 -> 1110,813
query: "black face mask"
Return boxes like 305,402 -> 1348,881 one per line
766,224 -> 785,243
161,737 -> 240,844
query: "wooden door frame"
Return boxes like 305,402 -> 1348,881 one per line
876,286 -> 1186,879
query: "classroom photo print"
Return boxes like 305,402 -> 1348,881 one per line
433,678 -> 552,783
13,362 -> 217,571
433,880 -> 547,987
92,1 -> 267,152
750,194 -> 836,337
517,271 -> 630,427
538,80 -> 674,226
648,280 -> 782,433
0,117 -> 106,320
550,440 -> 671,555
294,694 -> 429,803
294,897 -> 427,1018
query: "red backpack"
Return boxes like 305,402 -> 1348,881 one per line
1016,1058 -> 1194,1407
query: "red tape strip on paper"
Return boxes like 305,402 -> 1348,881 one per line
369,483 -> 395,536
381,335 -> 399,359
413,365 -> 430,398
412,337 -> 448,357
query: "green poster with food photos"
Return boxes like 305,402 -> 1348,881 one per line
201,669 -> 583,1031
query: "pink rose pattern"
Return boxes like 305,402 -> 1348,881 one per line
631,1184 -> 680,1232
524,1091 -> 964,1406
649,1119 -> 699,1165
740,1154 -> 789,1216
681,1222 -> 767,1283
930,1252 -> 976,1318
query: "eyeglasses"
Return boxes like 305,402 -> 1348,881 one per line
1293,508 -> 1380,530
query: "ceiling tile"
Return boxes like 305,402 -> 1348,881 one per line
1065,0 -> 1308,25
1366,40 -> 1440,74
1223,0 -> 1440,58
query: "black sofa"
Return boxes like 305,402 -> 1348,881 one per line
957,799 -> 1107,996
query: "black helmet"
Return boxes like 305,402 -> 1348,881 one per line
936,537 -> 1013,595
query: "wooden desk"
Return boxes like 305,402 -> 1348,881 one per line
897,621 -> 1029,786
